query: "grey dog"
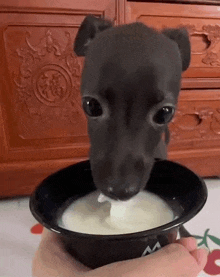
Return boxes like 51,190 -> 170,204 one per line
74,15 -> 191,202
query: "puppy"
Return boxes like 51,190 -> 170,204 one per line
74,15 -> 191,201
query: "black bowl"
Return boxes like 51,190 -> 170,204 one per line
30,160 -> 207,269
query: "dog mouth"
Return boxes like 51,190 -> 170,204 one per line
99,186 -> 142,201
96,172 -> 151,201
91,158 -> 162,201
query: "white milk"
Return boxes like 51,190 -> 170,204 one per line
58,190 -> 174,235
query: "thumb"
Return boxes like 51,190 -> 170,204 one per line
87,240 -> 207,277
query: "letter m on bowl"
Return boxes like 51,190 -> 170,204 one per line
142,242 -> 161,256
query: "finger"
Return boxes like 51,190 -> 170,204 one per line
87,243 -> 204,277
176,237 -> 208,270
190,248 -> 208,270
176,237 -> 197,252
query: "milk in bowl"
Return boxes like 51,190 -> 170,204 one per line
58,190 -> 174,235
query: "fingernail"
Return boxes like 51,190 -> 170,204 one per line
198,246 -> 209,255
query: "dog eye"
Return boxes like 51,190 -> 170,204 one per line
153,106 -> 175,125
82,97 -> 103,117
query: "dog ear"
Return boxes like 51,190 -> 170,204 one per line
162,28 -> 191,72
74,15 -> 113,56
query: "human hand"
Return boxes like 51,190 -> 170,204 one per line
32,228 -> 208,277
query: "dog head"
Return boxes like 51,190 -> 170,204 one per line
74,15 -> 191,201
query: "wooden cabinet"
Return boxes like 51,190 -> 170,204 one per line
0,0 -> 220,198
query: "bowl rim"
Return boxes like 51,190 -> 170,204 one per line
30,159 -> 208,241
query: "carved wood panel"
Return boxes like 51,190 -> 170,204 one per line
4,26 -> 86,141
168,89 -> 220,177
128,2 -> 220,79
0,1 -> 124,164
169,90 -> 220,150
0,21 -> 90,162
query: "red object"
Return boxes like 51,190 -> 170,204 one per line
204,249 -> 220,275
31,224 -> 43,234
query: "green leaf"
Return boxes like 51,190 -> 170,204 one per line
197,241 -> 204,247
208,235 -> 220,246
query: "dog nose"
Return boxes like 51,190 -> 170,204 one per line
102,188 -> 139,201
101,178 -> 141,201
